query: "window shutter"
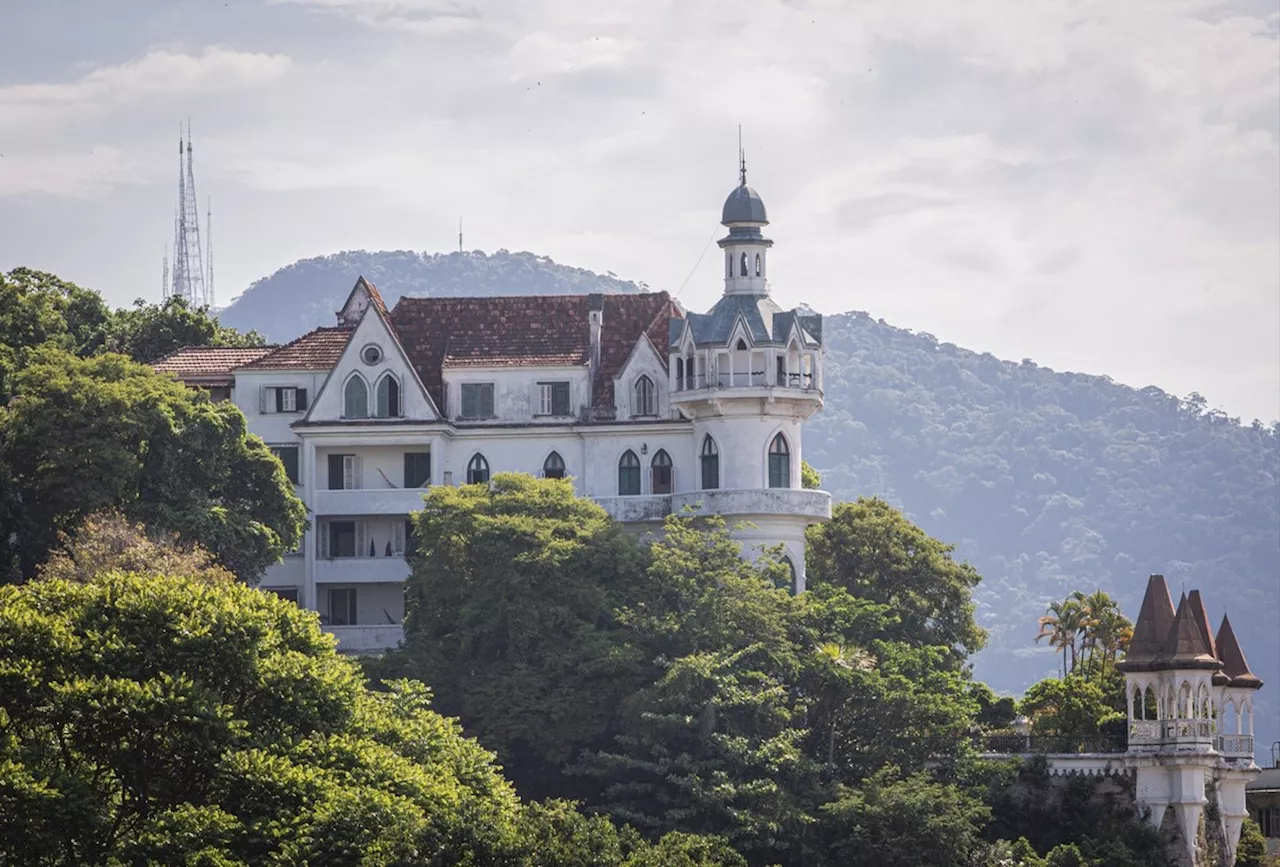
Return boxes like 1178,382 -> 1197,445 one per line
393,521 -> 405,556
259,386 -> 269,413
297,388 -> 308,411
482,385 -> 494,417
275,388 -> 285,412
355,455 -> 364,489
356,522 -> 367,559
343,455 -> 355,490
461,386 -> 475,418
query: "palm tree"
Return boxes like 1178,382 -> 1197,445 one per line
1036,598 -> 1083,678
1074,590 -> 1132,675
811,642 -> 875,769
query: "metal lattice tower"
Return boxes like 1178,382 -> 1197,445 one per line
166,121 -> 210,307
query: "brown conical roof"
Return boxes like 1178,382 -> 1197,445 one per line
1117,575 -> 1177,671
1160,593 -> 1221,668
1215,615 -> 1263,689
1185,590 -> 1216,660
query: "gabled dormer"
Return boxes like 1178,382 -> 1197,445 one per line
304,278 -> 439,424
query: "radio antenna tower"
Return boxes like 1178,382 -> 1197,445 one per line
168,120 -> 208,306
206,197 -> 214,308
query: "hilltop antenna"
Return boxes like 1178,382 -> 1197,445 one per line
458,217 -> 463,253
167,120 -> 207,306
162,244 -> 169,299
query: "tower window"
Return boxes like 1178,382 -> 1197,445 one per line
725,251 -> 732,278
543,451 -> 566,480
634,375 -> 656,416
768,433 -> 790,488
754,253 -> 761,276
466,453 -> 490,485
618,450 -> 641,496
651,449 -> 673,494
780,556 -> 797,594
343,374 -> 369,419
740,252 -> 748,277
700,435 -> 719,490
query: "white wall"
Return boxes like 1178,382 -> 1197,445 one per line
307,308 -> 438,423
442,364 -> 592,423
234,370 -> 325,445
613,338 -> 672,422
694,413 -> 802,491
318,582 -> 405,624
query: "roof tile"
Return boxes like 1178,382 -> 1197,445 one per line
237,326 -> 354,370
153,346 -> 275,382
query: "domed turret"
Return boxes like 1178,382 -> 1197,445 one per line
722,184 -> 768,225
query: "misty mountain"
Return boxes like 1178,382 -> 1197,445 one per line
220,249 -> 1280,752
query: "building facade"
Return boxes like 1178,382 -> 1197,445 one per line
155,177 -> 830,652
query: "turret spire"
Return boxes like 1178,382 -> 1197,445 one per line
738,125 -> 746,186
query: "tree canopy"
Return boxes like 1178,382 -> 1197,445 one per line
0,348 -> 304,583
0,570 -> 746,866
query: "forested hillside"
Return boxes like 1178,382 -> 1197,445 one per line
220,251 -> 1280,752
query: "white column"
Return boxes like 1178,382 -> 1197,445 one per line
303,438 -> 318,613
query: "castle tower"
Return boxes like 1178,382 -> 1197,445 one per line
668,165 -> 829,590
1118,576 -> 1263,866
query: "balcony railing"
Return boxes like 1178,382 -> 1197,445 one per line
1216,734 -> 1254,757
1128,718 -> 1216,747
327,624 -> 404,653
975,734 -> 1128,755
314,557 -> 410,584
674,372 -> 817,392
314,487 -> 429,516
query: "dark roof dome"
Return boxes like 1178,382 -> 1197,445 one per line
722,184 -> 768,225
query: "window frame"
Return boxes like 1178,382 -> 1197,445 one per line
403,451 -> 431,488
343,374 -> 370,419
651,448 -> 673,494
768,433 -> 791,489
375,373 -> 401,418
466,453 -> 490,485
543,451 -> 566,480
634,375 -> 656,417
328,587 -> 358,626
618,449 -> 642,496
700,435 -> 720,490
270,444 -> 301,485
460,382 -> 496,419
536,381 -> 571,417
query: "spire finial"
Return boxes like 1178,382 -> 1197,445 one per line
738,125 -> 746,186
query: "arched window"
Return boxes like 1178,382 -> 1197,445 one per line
780,556 -> 797,594
768,433 -> 790,488
675,357 -> 685,391
725,251 -> 732,278
374,373 -> 400,418
344,374 -> 369,419
754,253 -> 761,276
543,451 -> 565,480
739,252 -> 748,277
651,449 -> 673,494
466,453 -> 489,485
618,450 -> 641,496
634,375 -> 656,416
700,435 -> 719,490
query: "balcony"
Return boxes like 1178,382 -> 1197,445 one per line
327,624 -> 403,654
314,487 -> 430,516
1216,733 -> 1254,758
1127,718 -> 1216,750
673,372 -> 821,394
314,556 -> 411,584
594,488 -> 831,525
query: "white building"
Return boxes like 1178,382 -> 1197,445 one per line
156,175 -> 830,652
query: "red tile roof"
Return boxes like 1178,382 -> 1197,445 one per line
237,326 -> 354,370
1215,615 -> 1262,689
153,346 -> 275,382
390,292 -> 681,410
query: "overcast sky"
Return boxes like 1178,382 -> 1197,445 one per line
1,0 -> 1277,421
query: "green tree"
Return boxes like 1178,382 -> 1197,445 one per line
107,296 -> 264,364
1017,675 -> 1124,745
801,459 -> 822,490
0,348 -> 304,582
36,509 -> 236,584
806,498 -> 987,659
818,767 -> 991,867
398,473 -> 651,800
0,571 -> 742,866
1234,817 -> 1272,867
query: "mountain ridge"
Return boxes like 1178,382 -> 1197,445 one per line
219,248 -> 1280,755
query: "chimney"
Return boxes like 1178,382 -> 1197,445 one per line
588,294 -> 604,371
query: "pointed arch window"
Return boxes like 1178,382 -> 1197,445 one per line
466,453 -> 489,485
651,449 -> 673,494
780,556 -> 797,594
374,373 -> 400,418
700,435 -> 719,490
725,251 -> 732,279
618,450 -> 641,496
754,253 -> 761,276
634,375 -> 656,417
344,374 -> 369,419
739,252 -> 748,277
543,451 -> 566,480
768,433 -> 790,488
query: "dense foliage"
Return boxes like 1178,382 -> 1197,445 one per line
218,250 -> 1279,751
217,249 -> 644,340
388,474 -> 1173,866
0,570 -> 747,866
0,348 -> 304,583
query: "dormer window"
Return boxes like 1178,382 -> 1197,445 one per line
634,375 -> 656,417
374,373 -> 400,418
343,374 -> 369,419
460,383 -> 495,419
537,382 -> 571,417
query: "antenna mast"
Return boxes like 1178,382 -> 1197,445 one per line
206,197 -> 214,308
458,218 -> 463,253
162,244 -> 169,299
168,120 -> 207,306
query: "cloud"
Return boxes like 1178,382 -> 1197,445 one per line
0,147 -> 138,199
